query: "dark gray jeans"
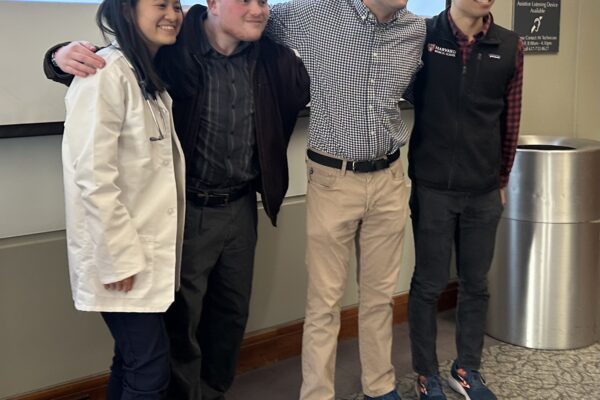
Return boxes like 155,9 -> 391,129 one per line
407,184 -> 503,376
165,192 -> 258,400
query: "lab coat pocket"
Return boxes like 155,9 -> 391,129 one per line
92,235 -> 156,300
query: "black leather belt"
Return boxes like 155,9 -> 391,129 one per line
187,184 -> 252,207
307,149 -> 400,173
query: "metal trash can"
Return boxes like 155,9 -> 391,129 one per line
487,135 -> 600,349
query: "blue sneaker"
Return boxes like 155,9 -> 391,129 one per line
364,388 -> 401,400
415,375 -> 447,400
448,360 -> 497,400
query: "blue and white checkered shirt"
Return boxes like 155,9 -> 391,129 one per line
268,0 -> 425,161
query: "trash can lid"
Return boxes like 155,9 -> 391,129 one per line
504,135 -> 600,223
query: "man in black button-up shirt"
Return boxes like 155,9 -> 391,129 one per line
188,29 -> 258,191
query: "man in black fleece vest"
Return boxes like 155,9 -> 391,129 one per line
406,1 -> 523,399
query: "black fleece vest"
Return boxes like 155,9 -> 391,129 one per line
408,10 -> 519,192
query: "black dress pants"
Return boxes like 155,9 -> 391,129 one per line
165,192 -> 258,400
407,184 -> 503,376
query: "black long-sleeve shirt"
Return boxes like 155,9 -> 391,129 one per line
188,17 -> 259,191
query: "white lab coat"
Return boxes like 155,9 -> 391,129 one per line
62,46 -> 185,312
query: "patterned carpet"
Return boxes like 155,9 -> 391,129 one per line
338,343 -> 600,400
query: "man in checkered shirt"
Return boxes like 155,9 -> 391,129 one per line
267,1 -> 425,399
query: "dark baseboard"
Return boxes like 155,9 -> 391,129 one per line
10,283 -> 458,400
8,375 -> 109,400
0,122 -> 64,139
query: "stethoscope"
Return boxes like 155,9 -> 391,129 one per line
132,65 -> 167,142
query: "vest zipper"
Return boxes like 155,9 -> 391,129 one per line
474,52 -> 483,85
448,64 -> 467,189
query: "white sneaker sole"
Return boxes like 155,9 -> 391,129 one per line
415,382 -> 449,400
447,377 -> 472,400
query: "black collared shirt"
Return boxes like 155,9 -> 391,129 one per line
188,18 -> 258,191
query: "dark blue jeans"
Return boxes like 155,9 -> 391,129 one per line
101,312 -> 170,400
407,185 -> 503,376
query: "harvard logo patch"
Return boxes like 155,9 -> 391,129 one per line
427,43 -> 457,58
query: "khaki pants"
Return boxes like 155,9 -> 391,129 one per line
300,153 -> 409,400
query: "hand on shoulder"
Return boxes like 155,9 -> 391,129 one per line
55,41 -> 106,77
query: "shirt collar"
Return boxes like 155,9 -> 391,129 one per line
447,11 -> 493,42
350,0 -> 407,25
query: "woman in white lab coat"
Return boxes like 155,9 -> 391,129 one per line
61,0 -> 184,398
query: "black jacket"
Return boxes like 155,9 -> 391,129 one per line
44,5 -> 310,226
408,10 -> 519,192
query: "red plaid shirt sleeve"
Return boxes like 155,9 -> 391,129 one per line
499,39 -> 524,188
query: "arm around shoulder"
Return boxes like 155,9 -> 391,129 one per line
266,0 -> 314,48
43,40 -> 106,85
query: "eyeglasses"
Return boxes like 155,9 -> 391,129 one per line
147,97 -> 167,142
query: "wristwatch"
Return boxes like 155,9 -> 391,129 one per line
50,51 -> 60,69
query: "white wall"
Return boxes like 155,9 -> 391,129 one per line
0,1 -> 103,125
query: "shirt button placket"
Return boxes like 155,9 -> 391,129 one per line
371,32 -> 384,158
368,38 -> 377,158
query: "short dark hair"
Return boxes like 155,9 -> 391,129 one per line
96,0 -> 167,97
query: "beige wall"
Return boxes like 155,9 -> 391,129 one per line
494,0 -> 600,140
0,232 -> 112,398
574,0 -> 600,141
0,199 -> 415,399
1,1 -> 599,398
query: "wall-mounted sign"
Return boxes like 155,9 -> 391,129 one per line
514,0 -> 561,53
